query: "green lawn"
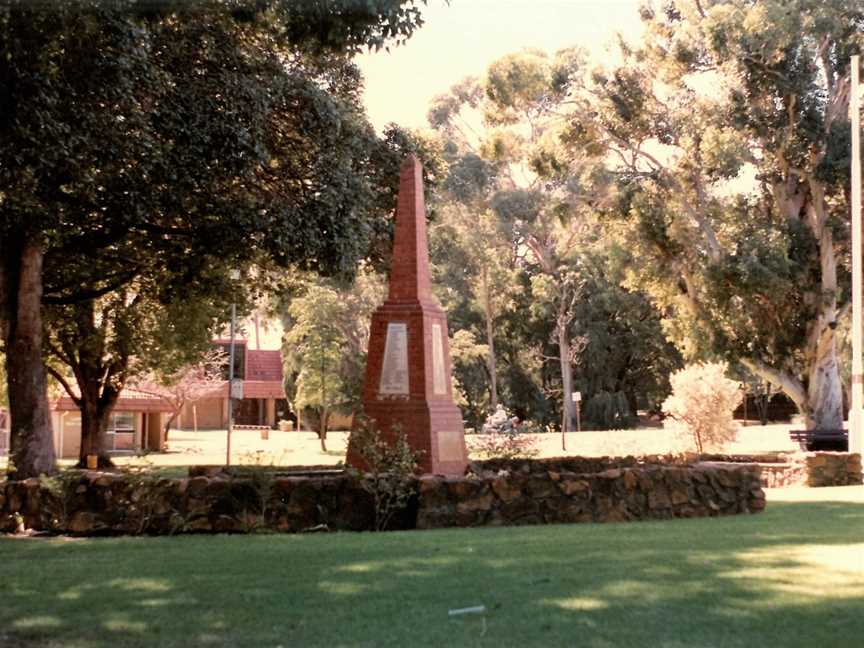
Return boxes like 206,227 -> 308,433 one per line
1,488 -> 862,648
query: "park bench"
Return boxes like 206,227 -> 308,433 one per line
789,429 -> 847,452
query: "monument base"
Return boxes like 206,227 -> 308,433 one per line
348,401 -> 468,476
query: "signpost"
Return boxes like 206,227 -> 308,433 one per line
563,391 -> 582,451
573,391 -> 582,434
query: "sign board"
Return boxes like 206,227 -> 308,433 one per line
230,379 -> 244,400
379,322 -> 409,395
432,323 -> 447,395
571,391 -> 581,402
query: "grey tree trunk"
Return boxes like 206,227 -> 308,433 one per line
2,241 -> 56,478
558,310 -> 575,433
481,267 -> 498,410
803,189 -> 844,431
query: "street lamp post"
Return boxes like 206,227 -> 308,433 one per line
226,270 -> 240,467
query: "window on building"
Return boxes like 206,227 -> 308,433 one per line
215,343 -> 246,380
108,412 -> 135,434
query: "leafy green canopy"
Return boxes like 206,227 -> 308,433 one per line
535,0 -> 864,428
1,2 -> 413,293
0,0 -> 430,472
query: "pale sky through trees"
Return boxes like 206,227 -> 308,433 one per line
357,0 -> 644,132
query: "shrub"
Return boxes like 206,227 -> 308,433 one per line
348,419 -> 421,531
582,390 -> 635,430
662,362 -> 742,453
469,426 -> 539,460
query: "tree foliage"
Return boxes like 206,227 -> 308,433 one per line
133,347 -> 227,438
0,0 -> 429,477
548,0 -> 864,431
281,269 -> 385,450
428,49 -> 679,432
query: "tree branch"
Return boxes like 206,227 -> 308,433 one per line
740,357 -> 806,413
45,365 -> 81,407
42,268 -> 141,305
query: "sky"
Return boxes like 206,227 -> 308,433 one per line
356,0 -> 645,132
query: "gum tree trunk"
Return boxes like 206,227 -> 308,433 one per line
481,267 -> 499,410
558,309 -> 575,433
803,186 -> 844,431
1,240 -> 56,478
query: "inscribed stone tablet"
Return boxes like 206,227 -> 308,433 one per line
379,322 -> 409,395
432,323 -> 446,395
437,430 -> 464,462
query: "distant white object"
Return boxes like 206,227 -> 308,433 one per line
230,378 -> 244,400
572,391 -> 581,402
448,606 -> 486,616
229,268 -> 241,281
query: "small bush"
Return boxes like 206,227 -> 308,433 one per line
662,362 -> 742,453
348,419 -> 421,531
583,390 -> 635,430
469,427 -> 539,460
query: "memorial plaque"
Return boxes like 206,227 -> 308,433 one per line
437,429 -> 464,462
379,322 -> 409,395
432,323 -> 447,395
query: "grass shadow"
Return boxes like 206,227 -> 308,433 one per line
0,497 -> 861,647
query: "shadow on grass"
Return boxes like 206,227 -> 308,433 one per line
1,500 -> 862,647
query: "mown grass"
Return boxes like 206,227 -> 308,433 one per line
1,487 -> 862,648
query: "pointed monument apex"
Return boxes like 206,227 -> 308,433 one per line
388,154 -> 433,303
347,155 -> 468,476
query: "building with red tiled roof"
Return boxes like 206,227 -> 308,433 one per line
51,388 -> 173,459
177,341 -> 289,431
42,337 -> 290,459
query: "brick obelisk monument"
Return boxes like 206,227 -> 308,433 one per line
347,155 -> 468,475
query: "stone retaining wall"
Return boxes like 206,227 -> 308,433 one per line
805,453 -> 862,486
0,462 -> 764,536
417,464 -> 763,528
473,452 -> 862,489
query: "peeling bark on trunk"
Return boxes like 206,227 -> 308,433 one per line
740,184 -> 845,432
805,312 -> 844,431
2,241 -> 56,478
803,186 -> 844,431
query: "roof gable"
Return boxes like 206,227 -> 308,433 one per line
245,349 -> 283,382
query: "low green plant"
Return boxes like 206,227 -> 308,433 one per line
234,450 -> 279,532
38,470 -> 83,531
469,427 -> 539,460
348,418 -> 421,531
119,457 -> 170,534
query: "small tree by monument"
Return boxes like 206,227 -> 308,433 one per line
133,348 -> 227,439
349,419 -> 421,531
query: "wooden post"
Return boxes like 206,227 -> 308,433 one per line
576,400 -> 582,434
